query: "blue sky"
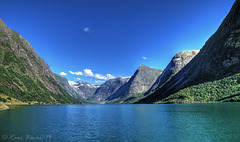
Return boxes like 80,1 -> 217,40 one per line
0,0 -> 235,84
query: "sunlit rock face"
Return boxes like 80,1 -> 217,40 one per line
145,50 -> 199,96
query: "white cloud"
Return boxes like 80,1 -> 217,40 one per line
95,80 -> 105,84
77,78 -> 81,80
93,73 -> 115,80
60,72 -> 67,76
84,69 -> 94,76
94,74 -> 107,80
107,74 -> 115,79
83,69 -> 107,80
75,72 -> 83,75
142,56 -> 147,60
83,27 -> 90,33
70,68 -> 115,81
69,71 -> 83,76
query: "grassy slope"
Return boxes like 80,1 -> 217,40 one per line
0,48 -> 81,104
0,93 -> 27,104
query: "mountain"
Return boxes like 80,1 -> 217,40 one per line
90,77 -> 131,101
0,19 -> 81,104
106,65 -> 163,103
145,50 -> 199,96
137,0 -> 240,104
69,81 -> 100,99
54,74 -> 82,99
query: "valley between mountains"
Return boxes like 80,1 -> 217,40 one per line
1,0 -> 240,107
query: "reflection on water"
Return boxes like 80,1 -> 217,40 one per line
0,103 -> 240,141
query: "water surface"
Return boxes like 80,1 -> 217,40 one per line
0,103 -> 240,141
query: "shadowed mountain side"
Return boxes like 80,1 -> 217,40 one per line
90,77 -> 131,101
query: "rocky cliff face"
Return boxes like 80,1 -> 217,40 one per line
137,0 -> 240,103
69,81 -> 100,99
106,65 -> 163,103
145,50 -> 199,96
0,19 -> 80,104
90,77 -> 130,101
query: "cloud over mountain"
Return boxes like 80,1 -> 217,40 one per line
60,72 -> 67,76
69,68 -> 115,83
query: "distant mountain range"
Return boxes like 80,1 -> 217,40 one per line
0,0 -> 240,105
69,65 -> 162,103
68,51 -> 198,104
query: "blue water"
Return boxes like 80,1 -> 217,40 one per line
0,103 -> 240,142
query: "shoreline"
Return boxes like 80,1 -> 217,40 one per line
0,102 -> 9,110
5,103 -> 29,106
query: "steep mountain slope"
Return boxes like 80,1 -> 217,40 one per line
0,19 -> 81,104
145,50 -> 199,96
137,0 -> 240,104
69,81 -> 100,99
106,65 -> 163,103
54,74 -> 82,99
90,77 -> 130,101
